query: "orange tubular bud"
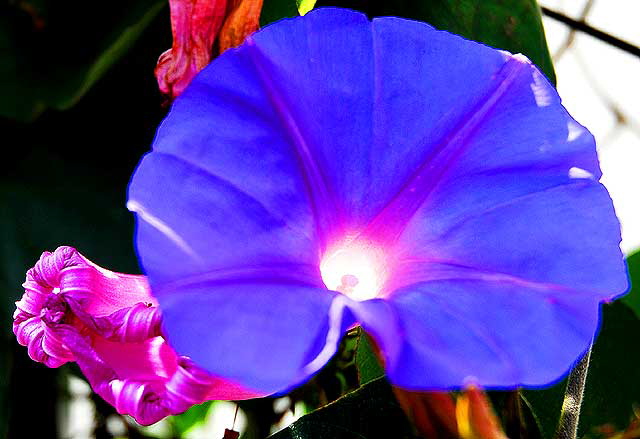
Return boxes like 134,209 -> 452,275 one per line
392,388 -> 459,439
218,0 -> 264,53
155,0 -> 265,101
456,385 -> 508,439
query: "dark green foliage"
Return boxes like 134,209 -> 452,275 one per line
355,330 -> 385,385
270,378 -> 418,439
261,0 -> 301,26
0,9 -> 169,436
579,302 -> 640,435
621,251 -> 640,319
0,0 -> 165,121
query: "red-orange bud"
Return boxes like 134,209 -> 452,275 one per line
155,0 -> 264,101
218,0 -> 264,54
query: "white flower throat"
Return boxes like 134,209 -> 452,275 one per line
320,238 -> 389,301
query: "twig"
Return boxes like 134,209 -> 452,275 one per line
551,0 -> 594,61
541,6 -> 640,59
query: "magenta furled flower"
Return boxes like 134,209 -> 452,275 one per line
13,246 -> 261,425
129,8 -> 629,395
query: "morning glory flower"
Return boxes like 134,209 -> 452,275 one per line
129,8 -> 628,395
13,247 -> 260,425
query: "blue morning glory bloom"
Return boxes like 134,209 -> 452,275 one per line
127,8 -> 629,394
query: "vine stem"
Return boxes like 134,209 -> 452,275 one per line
555,347 -> 592,439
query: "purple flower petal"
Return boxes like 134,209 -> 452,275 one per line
396,183 -> 626,294
389,51 -> 626,295
129,8 -> 628,393
158,282 -> 355,393
384,281 -> 602,389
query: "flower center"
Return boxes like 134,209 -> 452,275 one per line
320,239 -> 388,301
41,291 -> 69,324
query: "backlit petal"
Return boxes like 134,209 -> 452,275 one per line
158,282 -> 355,393
382,280 -> 602,389
391,53 -> 625,296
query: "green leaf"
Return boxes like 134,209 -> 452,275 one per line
269,378 -> 416,439
621,250 -> 640,319
0,0 -> 164,121
317,0 -> 555,84
577,301 -> 640,435
355,330 -> 385,386
261,0 -> 299,26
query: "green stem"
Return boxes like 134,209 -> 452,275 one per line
555,347 -> 592,439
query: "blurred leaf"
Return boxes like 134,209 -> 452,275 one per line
0,0 -> 164,121
170,401 -> 214,435
269,378 -> 417,439
317,0 -> 555,84
355,330 -> 385,386
578,301 -> 640,435
621,251 -> 640,319
261,0 -> 299,26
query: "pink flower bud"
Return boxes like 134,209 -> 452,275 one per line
13,246 -> 262,425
